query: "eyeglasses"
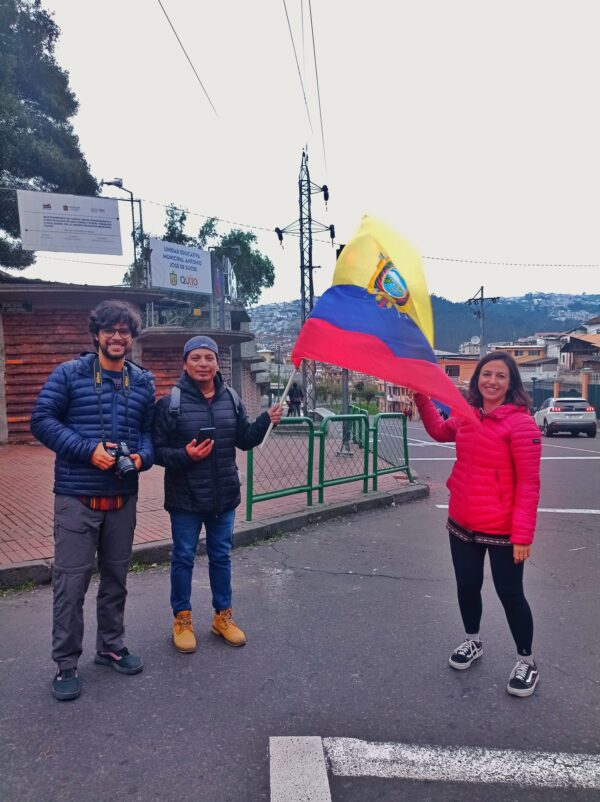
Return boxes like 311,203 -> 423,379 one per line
101,327 -> 132,338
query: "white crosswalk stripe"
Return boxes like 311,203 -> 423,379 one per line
269,737 -> 600,799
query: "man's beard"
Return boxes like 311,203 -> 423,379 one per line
98,340 -> 129,363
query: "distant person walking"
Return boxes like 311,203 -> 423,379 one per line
152,336 -> 283,654
287,381 -> 304,416
414,352 -> 542,697
31,300 -> 155,701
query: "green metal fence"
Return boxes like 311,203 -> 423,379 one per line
245,417 -> 315,521
245,411 -> 413,520
371,413 -> 413,489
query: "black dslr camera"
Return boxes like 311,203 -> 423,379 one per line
106,442 -> 137,479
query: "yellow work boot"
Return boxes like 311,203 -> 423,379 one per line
211,608 -> 246,647
173,611 -> 196,653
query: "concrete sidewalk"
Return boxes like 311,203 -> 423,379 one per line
0,441 -> 428,587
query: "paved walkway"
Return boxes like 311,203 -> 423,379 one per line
0,438 -> 414,568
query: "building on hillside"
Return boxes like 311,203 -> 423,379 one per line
487,339 -> 547,362
581,315 -> 600,335
434,350 -> 479,386
559,333 -> 600,372
458,339 -> 482,356
515,357 -> 559,382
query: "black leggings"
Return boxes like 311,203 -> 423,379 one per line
449,533 -> 534,656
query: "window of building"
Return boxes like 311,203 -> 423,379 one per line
445,366 -> 460,377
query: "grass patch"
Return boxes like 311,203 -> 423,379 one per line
0,580 -> 37,597
129,561 -> 169,573
246,530 -> 287,547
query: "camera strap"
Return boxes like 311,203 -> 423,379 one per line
93,359 -> 131,446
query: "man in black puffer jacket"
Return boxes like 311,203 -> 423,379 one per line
31,300 -> 155,701
153,335 -> 283,653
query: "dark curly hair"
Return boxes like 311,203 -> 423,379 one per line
88,300 -> 141,350
468,351 -> 531,408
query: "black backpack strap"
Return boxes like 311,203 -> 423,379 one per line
226,386 -> 242,417
169,386 -> 181,416
168,387 -> 181,434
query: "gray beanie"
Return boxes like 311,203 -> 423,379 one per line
182,335 -> 219,360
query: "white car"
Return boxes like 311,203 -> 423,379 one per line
534,397 -> 597,438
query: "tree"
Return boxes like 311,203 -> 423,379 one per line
218,229 -> 275,306
124,206 -> 275,306
0,0 -> 97,268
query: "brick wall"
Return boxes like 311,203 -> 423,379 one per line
3,309 -> 92,442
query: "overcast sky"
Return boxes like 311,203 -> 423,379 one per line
20,0 -> 600,305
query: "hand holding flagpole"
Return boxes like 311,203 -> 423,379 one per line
260,366 -> 300,449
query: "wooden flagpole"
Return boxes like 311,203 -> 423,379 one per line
259,364 -> 300,449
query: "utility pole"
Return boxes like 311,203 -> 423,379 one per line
466,286 -> 499,357
275,150 -> 335,416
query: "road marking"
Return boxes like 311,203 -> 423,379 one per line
539,456 -> 600,460
435,504 -> 600,514
270,736 -> 331,802
323,738 -> 600,789
270,737 -> 600,796
411,456 -> 600,462
541,442 -> 600,454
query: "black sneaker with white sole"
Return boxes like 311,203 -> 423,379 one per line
448,639 -> 483,670
507,660 -> 539,697
51,667 -> 80,701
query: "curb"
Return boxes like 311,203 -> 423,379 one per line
0,482 -> 429,589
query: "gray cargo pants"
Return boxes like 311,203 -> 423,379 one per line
52,494 -> 137,669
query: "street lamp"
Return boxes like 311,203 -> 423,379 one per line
101,178 -> 144,284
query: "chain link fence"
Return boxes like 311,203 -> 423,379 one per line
245,412 -> 413,520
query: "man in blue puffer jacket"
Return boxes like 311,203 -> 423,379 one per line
31,300 -> 155,701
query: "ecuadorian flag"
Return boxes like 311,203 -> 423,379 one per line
291,215 -> 473,418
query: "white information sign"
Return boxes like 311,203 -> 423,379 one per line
17,190 -> 122,255
149,238 -> 212,295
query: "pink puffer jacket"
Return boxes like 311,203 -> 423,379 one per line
415,395 -> 542,544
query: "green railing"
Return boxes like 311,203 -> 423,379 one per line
371,412 -> 413,489
317,414 -> 370,503
245,411 -> 413,520
245,416 -> 315,521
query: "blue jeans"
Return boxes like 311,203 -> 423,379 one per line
169,508 -> 236,614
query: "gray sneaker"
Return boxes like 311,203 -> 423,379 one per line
507,660 -> 539,697
51,667 -> 80,701
449,639 -> 483,670
94,647 -> 143,675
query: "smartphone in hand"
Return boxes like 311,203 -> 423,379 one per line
198,426 -> 216,441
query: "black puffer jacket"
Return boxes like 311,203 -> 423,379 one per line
153,372 -> 271,514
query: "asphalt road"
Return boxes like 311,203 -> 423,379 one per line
1,422 -> 599,802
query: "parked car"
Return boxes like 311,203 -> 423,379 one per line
533,397 -> 597,438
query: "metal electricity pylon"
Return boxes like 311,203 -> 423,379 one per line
276,150 -> 335,416
466,286 -> 500,357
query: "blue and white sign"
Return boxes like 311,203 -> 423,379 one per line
149,238 -> 212,295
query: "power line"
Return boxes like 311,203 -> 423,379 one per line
141,198 -> 276,234
308,0 -> 327,170
282,0 -> 313,131
43,193 -> 598,269
424,255 -> 600,268
156,0 -> 219,118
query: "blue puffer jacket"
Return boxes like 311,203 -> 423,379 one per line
153,372 -> 270,514
30,352 -> 155,497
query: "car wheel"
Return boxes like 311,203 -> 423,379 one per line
587,427 -> 597,439
570,431 -> 579,437
543,420 -> 553,437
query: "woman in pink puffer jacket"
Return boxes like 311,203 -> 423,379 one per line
414,351 -> 542,697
